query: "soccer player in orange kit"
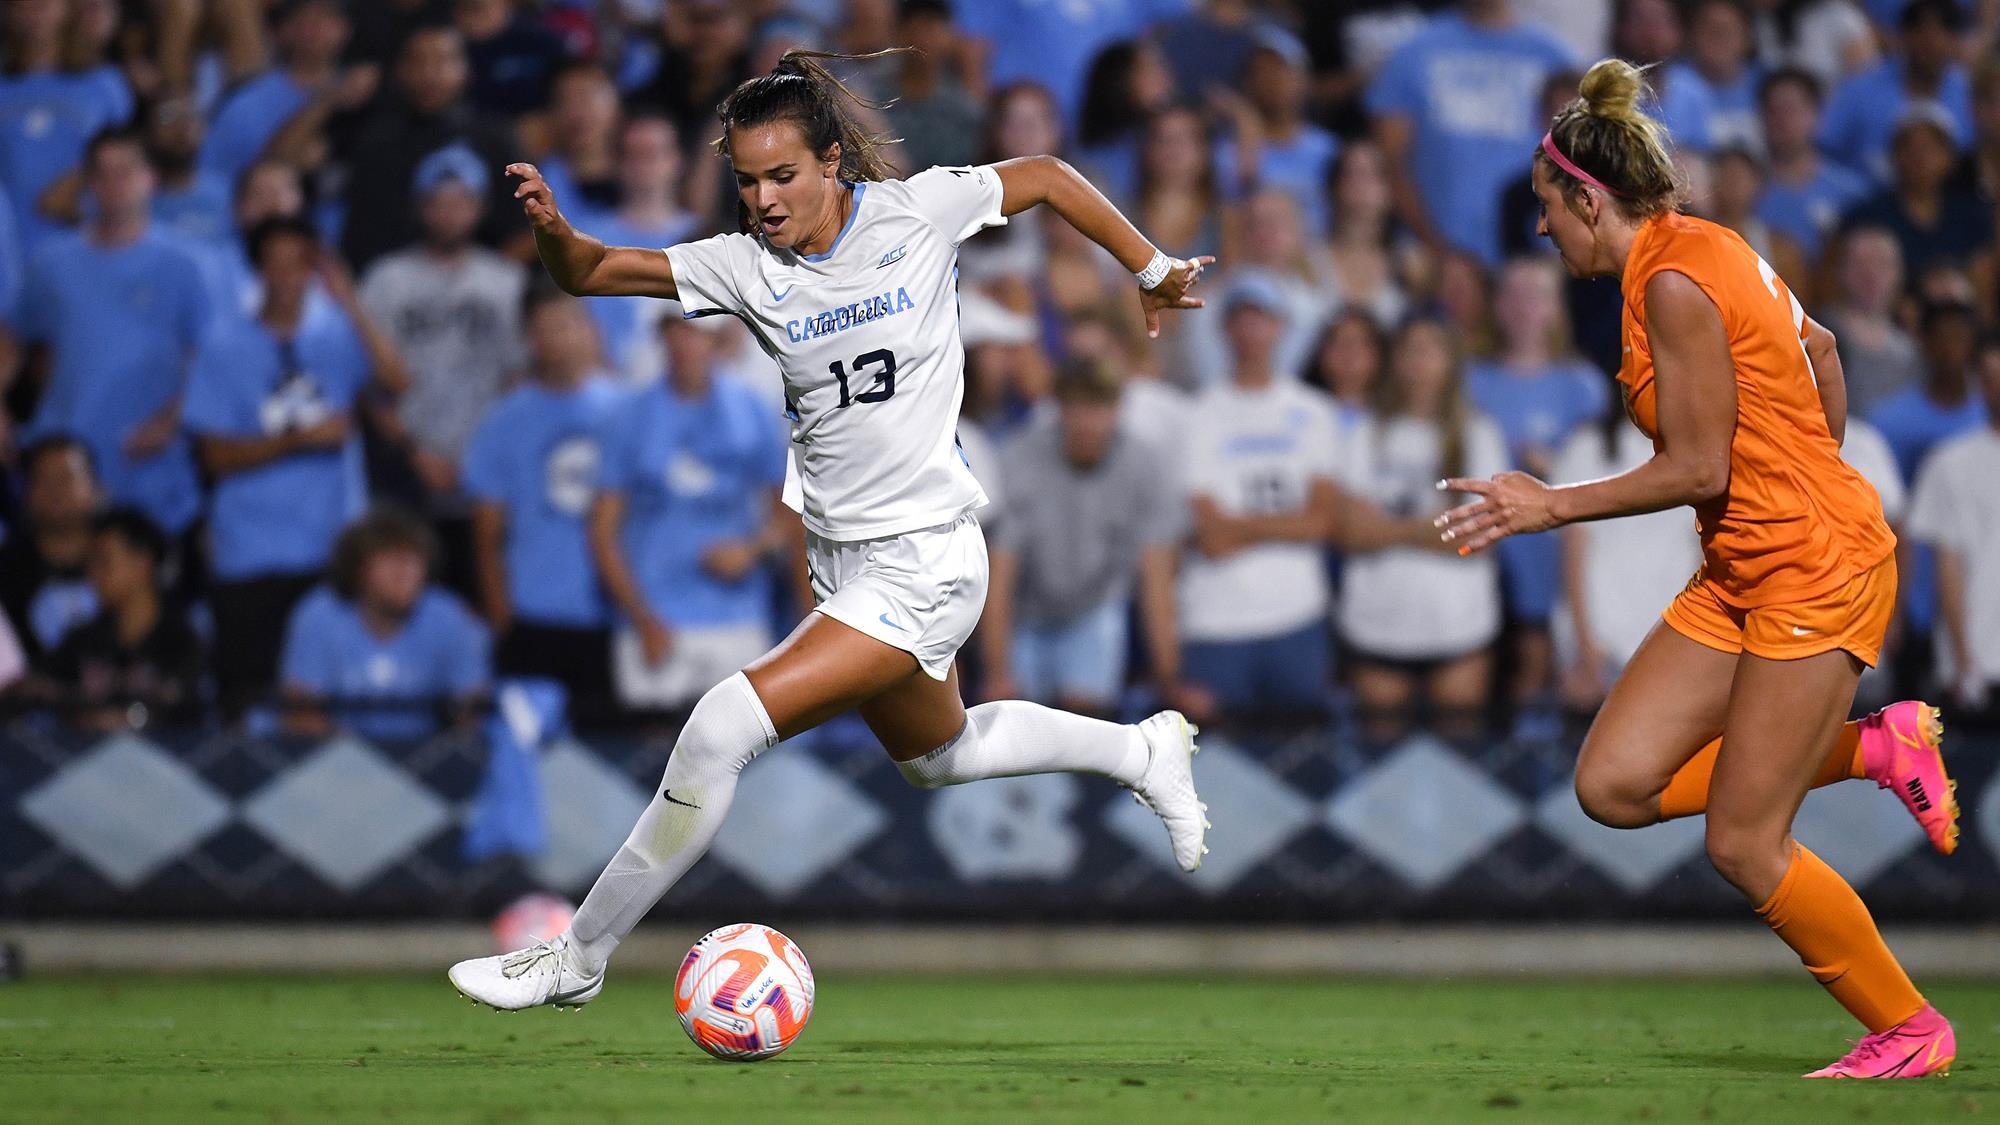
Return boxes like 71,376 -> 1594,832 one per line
1436,59 -> 1959,1079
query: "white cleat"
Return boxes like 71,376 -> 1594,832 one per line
1130,710 -> 1208,872
448,933 -> 605,1012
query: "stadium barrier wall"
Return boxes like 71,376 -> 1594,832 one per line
6,709 -> 1998,923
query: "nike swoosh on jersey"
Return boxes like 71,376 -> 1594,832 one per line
877,612 -> 909,633
1792,626 -> 1817,636
768,282 -> 795,302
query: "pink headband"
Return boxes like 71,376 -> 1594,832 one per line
1540,132 -> 1628,198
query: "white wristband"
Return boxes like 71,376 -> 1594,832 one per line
1134,250 -> 1173,291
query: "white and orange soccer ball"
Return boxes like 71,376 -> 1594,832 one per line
674,923 -> 815,1061
490,893 -> 576,955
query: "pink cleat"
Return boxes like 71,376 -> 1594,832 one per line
1859,702 -> 1959,855
1804,1003 -> 1955,1079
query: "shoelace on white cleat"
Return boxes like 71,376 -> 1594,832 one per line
500,937 -> 563,981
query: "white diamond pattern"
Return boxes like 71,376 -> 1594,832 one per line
1105,739 -> 1314,893
711,752 -> 888,896
1794,782 -> 1925,889
20,734 -> 231,889
928,774 -> 1083,881
1534,778 -> 1707,894
528,738 -> 652,893
1327,736 -> 1526,891
242,737 -> 450,891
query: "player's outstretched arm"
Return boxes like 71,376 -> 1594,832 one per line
991,154 -> 1212,337
507,162 -> 678,299
1435,270 -> 1737,554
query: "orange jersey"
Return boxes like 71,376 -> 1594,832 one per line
1618,212 -> 1894,608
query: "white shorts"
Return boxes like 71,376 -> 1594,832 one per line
613,622 -> 773,709
807,512 -> 988,681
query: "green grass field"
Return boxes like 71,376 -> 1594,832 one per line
3,973 -> 1996,1123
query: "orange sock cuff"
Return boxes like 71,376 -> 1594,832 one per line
1657,722 -> 1865,822
1757,844 -> 1925,1033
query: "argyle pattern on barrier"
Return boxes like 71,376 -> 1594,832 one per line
5,716 -> 1997,921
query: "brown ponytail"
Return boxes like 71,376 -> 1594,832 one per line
713,48 -> 909,185
1538,58 -> 1685,220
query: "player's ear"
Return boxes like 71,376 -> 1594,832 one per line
821,140 -> 842,178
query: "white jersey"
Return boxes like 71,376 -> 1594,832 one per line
1177,379 -> 1348,643
665,166 -> 1005,540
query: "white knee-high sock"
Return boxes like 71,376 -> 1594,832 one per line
895,700 -> 1149,789
567,672 -> 777,974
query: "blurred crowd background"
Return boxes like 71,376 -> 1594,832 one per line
1,0 -> 1998,746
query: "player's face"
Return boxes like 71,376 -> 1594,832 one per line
1532,160 -> 1600,277
729,121 -> 840,250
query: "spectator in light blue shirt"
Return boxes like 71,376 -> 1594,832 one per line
465,287 -> 625,708
1215,30 -> 1340,237
1609,0 -> 1716,154
570,115 -> 700,382
955,0 -> 1190,124
201,0 -> 369,188
1667,0 -> 1765,151
281,507 -> 491,742
183,216 -> 413,720
1755,67 -> 1870,265
0,0 -> 135,247
1464,257 -> 1608,719
593,310 -> 788,710
1368,0 -> 1575,266
16,128 -> 207,536
1818,0 -> 1972,183
145,95 -> 232,248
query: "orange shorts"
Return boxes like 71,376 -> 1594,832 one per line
1661,556 -> 1897,667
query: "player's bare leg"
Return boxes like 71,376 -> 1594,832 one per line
1572,622 -> 1735,828
857,642 -> 1208,873
1705,650 -> 1953,1078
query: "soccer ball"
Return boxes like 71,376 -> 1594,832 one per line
674,923 -> 815,1061
491,893 -> 575,955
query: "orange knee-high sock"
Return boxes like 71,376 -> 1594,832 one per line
1757,843 -> 1925,1032
1657,722 -> 1864,820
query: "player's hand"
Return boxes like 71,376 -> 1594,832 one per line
1433,471 -> 1561,555
289,411 -> 351,452
700,539 -> 763,583
506,163 -> 565,234
637,616 -> 673,667
1140,255 -> 1214,338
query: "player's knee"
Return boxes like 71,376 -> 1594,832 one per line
1573,769 -> 1656,829
1703,822 -> 1782,890
665,672 -> 776,780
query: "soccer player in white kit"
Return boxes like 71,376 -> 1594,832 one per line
449,50 -> 1214,1011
